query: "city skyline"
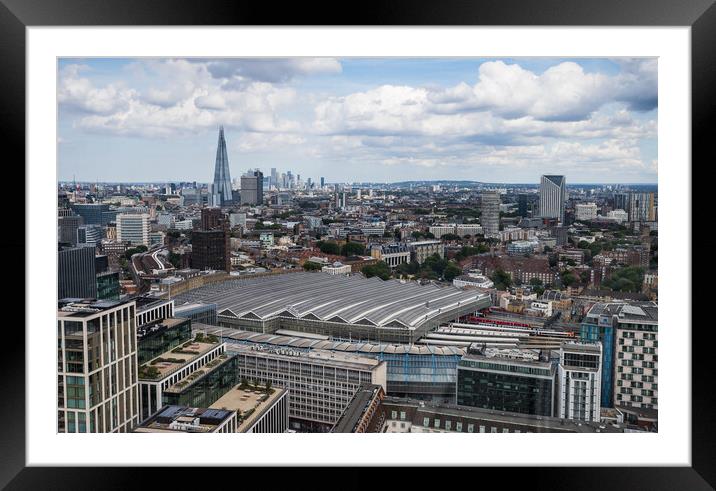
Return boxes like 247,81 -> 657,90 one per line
58,57 -> 657,184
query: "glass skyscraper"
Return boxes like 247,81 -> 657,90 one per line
212,126 -> 233,206
539,175 -> 567,223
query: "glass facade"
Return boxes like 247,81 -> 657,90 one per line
96,271 -> 120,300
137,319 -> 192,365
457,361 -> 555,417
580,321 -> 614,408
162,355 -> 238,408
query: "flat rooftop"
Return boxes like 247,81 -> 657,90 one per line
58,298 -> 132,318
174,271 -> 489,331
226,344 -> 383,372
194,323 -> 467,357
134,405 -> 233,433
209,384 -> 287,432
138,338 -> 221,381
164,352 -> 233,393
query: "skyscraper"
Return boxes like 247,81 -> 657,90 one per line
212,126 -> 233,206
539,175 -> 567,223
480,191 -> 501,237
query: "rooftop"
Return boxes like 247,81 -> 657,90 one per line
209,384 -> 287,432
138,336 -> 222,381
134,405 -> 233,433
173,271 -> 489,331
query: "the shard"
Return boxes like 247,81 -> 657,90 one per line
212,126 -> 233,205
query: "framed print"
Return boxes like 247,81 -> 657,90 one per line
4,0 -> 712,488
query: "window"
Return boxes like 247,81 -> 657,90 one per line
434,419 -> 440,429
467,424 -> 474,433
423,417 -> 430,427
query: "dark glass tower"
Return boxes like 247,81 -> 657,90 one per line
213,126 -> 233,206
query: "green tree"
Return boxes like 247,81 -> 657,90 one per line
317,241 -> 340,255
577,240 -> 591,249
362,261 -> 391,280
561,272 -> 577,287
341,242 -> 365,257
490,268 -> 512,290
443,263 -> 462,282
441,233 -> 461,242
303,261 -> 323,271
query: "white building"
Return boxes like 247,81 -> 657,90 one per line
539,175 -> 567,223
117,213 -> 150,246
575,203 -> 598,221
607,209 -> 629,223
557,342 -> 602,422
453,274 -> 494,289
322,262 -> 352,275
614,303 -> 658,410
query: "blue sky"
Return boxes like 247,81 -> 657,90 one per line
58,57 -> 657,184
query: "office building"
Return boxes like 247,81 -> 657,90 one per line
212,126 -> 233,206
456,345 -> 556,417
71,203 -> 116,226
58,246 -> 97,299
58,214 -> 84,245
539,175 -> 567,223
240,170 -> 263,205
137,332 -> 226,422
192,229 -> 230,272
77,225 -> 103,247
95,271 -> 120,300
370,243 -> 411,268
557,341 -> 602,422
200,323 -> 467,402
57,299 -> 139,432
228,344 -> 387,432
116,213 -> 150,247
480,191 -> 501,237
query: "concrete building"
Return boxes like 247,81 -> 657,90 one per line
241,170 -> 264,205
575,202 -> 598,221
322,262 -> 352,275
370,243 -> 411,268
116,213 -> 150,247
228,344 -> 387,432
57,299 -> 139,432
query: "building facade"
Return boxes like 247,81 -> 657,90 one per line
480,191 -> 501,237
116,213 -> 150,246
539,175 -> 567,223
57,299 -> 139,432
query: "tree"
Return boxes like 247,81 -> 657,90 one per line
265,380 -> 272,393
529,277 -> 543,286
303,261 -> 322,271
317,241 -> 340,255
561,272 -> 577,287
168,251 -> 181,268
578,240 -> 591,249
441,233 -> 461,242
443,263 -> 462,282
490,269 -> 512,290
362,261 -> 391,280
341,242 -> 365,257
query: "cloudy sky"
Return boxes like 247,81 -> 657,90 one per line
58,57 -> 657,184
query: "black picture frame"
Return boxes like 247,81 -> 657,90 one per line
3,0 -> 710,488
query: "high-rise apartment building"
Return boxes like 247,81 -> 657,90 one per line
212,126 -> 233,206
480,191 -> 501,237
575,202 -> 598,221
627,192 -> 656,223
57,299 -> 140,432
116,213 -> 149,246
539,175 -> 567,223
